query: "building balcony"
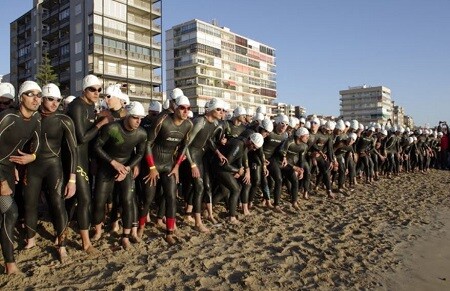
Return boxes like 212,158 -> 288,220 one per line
128,14 -> 151,29
93,65 -> 161,84
128,0 -> 151,12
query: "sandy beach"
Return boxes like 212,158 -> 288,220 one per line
1,169 -> 449,290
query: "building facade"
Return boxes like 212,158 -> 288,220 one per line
10,0 -> 163,104
166,19 -> 276,114
339,85 -> 393,124
273,102 -> 295,117
392,105 -> 405,127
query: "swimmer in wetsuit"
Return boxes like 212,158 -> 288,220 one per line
22,83 -> 77,262
140,96 -> 193,245
182,98 -> 227,232
92,102 -> 147,249
1,81 -> 42,274
66,74 -> 110,255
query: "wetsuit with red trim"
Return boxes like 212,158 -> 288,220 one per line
22,110 -> 77,245
140,113 -> 192,233
0,108 -> 40,264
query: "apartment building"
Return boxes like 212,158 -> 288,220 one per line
10,0 -> 162,104
166,19 -> 276,114
339,85 -> 393,124
273,102 -> 295,117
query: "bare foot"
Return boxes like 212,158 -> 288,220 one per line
58,247 -> 69,263
5,263 -> 22,275
130,235 -> 142,244
156,219 -> 166,229
137,227 -> 144,239
303,192 -> 309,200
229,217 -> 241,225
263,199 -> 274,208
274,206 -> 285,214
205,215 -> 218,224
24,238 -> 36,250
327,191 -> 337,199
195,224 -> 210,233
92,231 -> 102,241
111,221 -> 120,233
165,234 -> 177,245
122,237 -> 131,250
84,245 -> 100,257
292,202 -> 300,210
184,215 -> 195,225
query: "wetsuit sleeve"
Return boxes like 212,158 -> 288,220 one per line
60,115 -> 78,174
279,139 -> 291,158
94,123 -> 115,163
325,136 -> 334,161
221,142 -> 241,173
145,114 -> 167,167
70,102 -> 99,144
126,130 -> 147,168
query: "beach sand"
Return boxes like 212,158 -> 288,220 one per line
1,169 -> 449,290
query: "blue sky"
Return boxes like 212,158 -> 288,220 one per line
1,0 -> 449,126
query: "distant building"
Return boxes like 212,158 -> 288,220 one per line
166,19 -> 276,114
339,85 -> 393,124
392,105 -> 405,127
10,0 -> 163,105
295,105 -> 306,118
404,115 -> 414,129
273,102 -> 295,116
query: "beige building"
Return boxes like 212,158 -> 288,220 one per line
10,0 -> 163,104
339,85 -> 393,124
392,105 -> 405,127
404,115 -> 414,129
273,102 -> 295,116
166,19 -> 276,114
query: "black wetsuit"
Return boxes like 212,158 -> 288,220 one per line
355,132 -> 375,180
262,129 -> 287,206
140,113 -> 192,232
311,130 -> 335,192
239,126 -> 268,203
279,137 -> 312,202
183,116 -> 219,214
22,111 -> 77,242
212,137 -> 250,216
0,108 -> 40,263
224,120 -> 247,139
93,120 -> 147,230
67,97 -> 100,230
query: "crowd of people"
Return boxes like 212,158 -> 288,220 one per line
0,75 -> 449,275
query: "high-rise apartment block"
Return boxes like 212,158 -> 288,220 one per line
339,85 -> 393,124
10,0 -> 163,104
166,19 -> 276,114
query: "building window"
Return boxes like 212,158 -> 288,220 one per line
59,8 -> 69,21
75,41 -> 82,54
75,60 -> 82,72
76,79 -> 82,91
75,4 -> 82,15
60,44 -> 70,56
75,22 -> 82,34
